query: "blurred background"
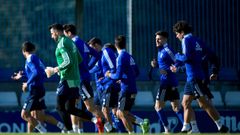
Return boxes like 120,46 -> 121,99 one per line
0,0 -> 240,133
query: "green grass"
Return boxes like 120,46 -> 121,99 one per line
0,133 -> 238,135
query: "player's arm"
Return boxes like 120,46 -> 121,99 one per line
207,48 -> 220,74
11,71 -> 25,80
89,62 -> 101,74
106,57 -> 123,80
205,47 -> 220,80
57,48 -> 72,71
175,39 -> 191,62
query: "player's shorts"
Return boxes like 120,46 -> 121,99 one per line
23,85 -> 46,112
118,91 -> 136,111
94,86 -> 104,106
184,79 -> 205,99
156,85 -> 180,102
102,85 -> 119,108
79,80 -> 94,101
56,80 -> 79,99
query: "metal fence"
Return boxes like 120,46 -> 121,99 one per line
0,0 -> 239,73
0,0 -> 76,68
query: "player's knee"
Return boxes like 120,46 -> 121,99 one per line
199,101 -> 210,109
102,107 -> 109,114
86,106 -> 94,113
182,100 -> 190,109
154,104 -> 163,111
154,101 -> 164,111
21,111 -> 29,121
116,110 -> 124,119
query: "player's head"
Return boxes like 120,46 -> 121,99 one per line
104,43 -> 117,52
63,24 -> 77,38
21,41 -> 36,58
49,23 -> 63,41
173,20 -> 192,41
115,35 -> 126,50
88,37 -> 102,52
155,31 -> 168,48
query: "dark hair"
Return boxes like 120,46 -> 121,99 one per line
48,23 -> 63,32
22,41 -> 36,52
104,43 -> 116,52
155,31 -> 169,38
63,24 -> 77,35
173,20 -> 192,34
88,37 -> 102,46
115,35 -> 126,49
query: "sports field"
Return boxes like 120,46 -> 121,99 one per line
0,133 -> 237,135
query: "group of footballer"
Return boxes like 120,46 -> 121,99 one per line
11,20 -> 229,134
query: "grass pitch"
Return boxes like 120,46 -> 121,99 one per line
0,133 -> 238,135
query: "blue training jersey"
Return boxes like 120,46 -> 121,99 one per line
175,33 -> 205,82
100,47 -> 117,90
72,36 -> 99,81
24,54 -> 46,88
109,49 -> 138,94
157,43 -> 178,87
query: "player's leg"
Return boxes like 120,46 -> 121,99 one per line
35,110 -> 65,131
181,94 -> 195,132
197,96 -> 228,132
21,99 -> 47,133
171,100 -> 184,123
27,111 -> 37,133
194,79 -> 228,133
56,94 -> 73,132
65,89 -> 93,122
169,87 -> 184,125
77,99 -> 85,133
181,81 -> 196,132
202,81 -> 214,104
93,86 -> 106,133
101,85 -> 119,132
189,110 -> 200,133
155,87 -> 169,133
71,114 -> 80,133
117,92 -> 147,134
109,86 -> 122,132
117,109 -> 133,133
80,81 -> 104,118
111,107 -> 123,132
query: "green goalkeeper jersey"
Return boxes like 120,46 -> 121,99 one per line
55,35 -> 82,87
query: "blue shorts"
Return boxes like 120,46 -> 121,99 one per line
156,84 -> 180,102
94,87 -> 104,106
184,79 -> 205,99
79,80 -> 94,101
23,85 -> 46,111
102,85 -> 119,108
118,91 -> 136,111
56,80 -> 79,99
